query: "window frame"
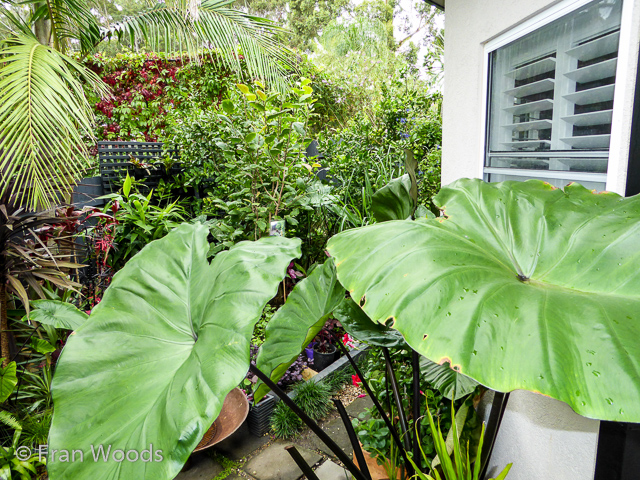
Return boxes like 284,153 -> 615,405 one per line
480,0 -> 639,194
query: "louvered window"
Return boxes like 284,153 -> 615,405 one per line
485,0 -> 623,190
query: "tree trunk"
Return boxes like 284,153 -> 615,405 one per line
33,3 -> 52,47
1,283 -> 9,367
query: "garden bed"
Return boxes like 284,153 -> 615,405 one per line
247,345 -> 369,436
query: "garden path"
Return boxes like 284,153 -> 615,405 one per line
176,395 -> 374,480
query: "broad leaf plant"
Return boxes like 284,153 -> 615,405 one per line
48,179 -> 640,480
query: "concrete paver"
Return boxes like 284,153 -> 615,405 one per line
243,440 -> 321,480
310,417 -> 354,458
314,460 -> 351,480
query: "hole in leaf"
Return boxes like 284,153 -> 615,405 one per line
384,317 -> 395,328
359,295 -> 366,307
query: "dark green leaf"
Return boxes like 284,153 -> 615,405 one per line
371,174 -> 414,222
254,258 -> 344,403
0,361 -> 17,403
419,357 -> 479,401
222,99 -> 235,114
334,298 -> 405,348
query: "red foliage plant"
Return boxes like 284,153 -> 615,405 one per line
84,52 -> 240,143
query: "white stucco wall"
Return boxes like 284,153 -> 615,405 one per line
442,0 -> 640,194
442,0 -> 559,185
441,1 -> 640,479
477,391 -> 600,480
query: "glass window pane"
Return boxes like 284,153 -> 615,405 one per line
486,0 -> 623,185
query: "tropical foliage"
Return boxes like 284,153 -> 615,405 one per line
0,35 -> 108,210
48,223 -> 300,479
327,179 -> 640,422
0,0 -> 294,211
0,208 -> 81,366
0,3 -> 450,478
408,402 -> 512,480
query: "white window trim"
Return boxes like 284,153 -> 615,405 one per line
479,0 -> 640,194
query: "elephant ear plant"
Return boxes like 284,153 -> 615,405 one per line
48,223 -> 301,480
328,178 -> 640,422
48,178 -> 640,480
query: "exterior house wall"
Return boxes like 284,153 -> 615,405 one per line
442,0 -> 640,194
442,1 -> 640,479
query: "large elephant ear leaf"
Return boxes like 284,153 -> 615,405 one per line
334,298 -> 406,348
371,174 -> 415,222
27,300 -> 88,330
0,360 -> 17,403
328,179 -> 640,422
48,223 -> 301,480
253,258 -> 344,403
419,356 -> 479,401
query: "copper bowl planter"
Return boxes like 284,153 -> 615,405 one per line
194,387 -> 249,452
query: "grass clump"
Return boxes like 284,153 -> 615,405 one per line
271,380 -> 334,438
292,381 -> 332,421
270,402 -> 303,439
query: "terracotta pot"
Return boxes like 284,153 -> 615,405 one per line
352,442 -> 402,480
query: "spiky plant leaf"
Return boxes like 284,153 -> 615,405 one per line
0,34 -> 108,210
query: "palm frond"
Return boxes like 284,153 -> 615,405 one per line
320,17 -> 390,58
102,0 -> 295,88
0,410 -> 22,431
0,34 -> 109,211
0,2 -> 33,38
48,0 -> 103,54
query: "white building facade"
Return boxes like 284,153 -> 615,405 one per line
436,0 -> 640,478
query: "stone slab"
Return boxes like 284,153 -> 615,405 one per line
345,395 -> 374,419
310,417 -> 354,458
175,452 -> 223,480
314,460 -> 351,480
214,421 -> 271,460
243,440 -> 321,480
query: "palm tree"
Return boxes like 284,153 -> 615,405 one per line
0,0 -> 294,211
319,17 -> 390,59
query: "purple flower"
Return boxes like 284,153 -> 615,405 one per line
287,261 -> 304,280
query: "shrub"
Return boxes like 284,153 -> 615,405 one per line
270,401 -> 303,439
84,51 -> 239,142
291,381 -> 332,421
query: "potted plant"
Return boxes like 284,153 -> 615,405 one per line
312,329 -> 336,371
247,392 -> 277,437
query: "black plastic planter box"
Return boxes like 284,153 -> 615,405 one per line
97,141 -> 181,194
247,392 -> 276,437
72,176 -> 106,209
